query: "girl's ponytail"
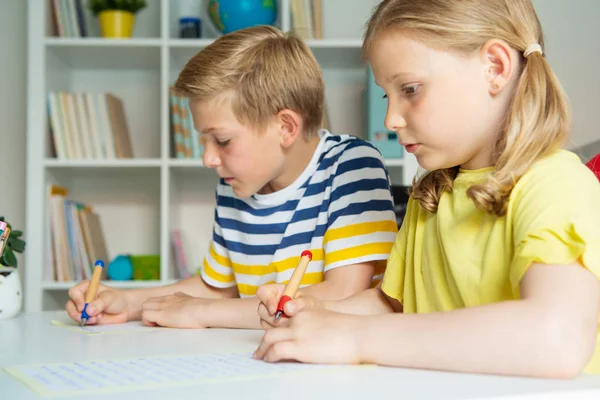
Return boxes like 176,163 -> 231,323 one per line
466,48 -> 571,216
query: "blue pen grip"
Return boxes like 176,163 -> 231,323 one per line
81,303 -> 91,320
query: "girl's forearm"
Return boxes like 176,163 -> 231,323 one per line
357,300 -> 591,379
325,288 -> 396,315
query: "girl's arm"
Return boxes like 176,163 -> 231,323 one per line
356,263 -> 600,379
256,263 -> 599,379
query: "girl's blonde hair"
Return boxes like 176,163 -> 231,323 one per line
363,0 -> 571,216
174,25 -> 324,137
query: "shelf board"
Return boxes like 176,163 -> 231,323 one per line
168,39 -> 216,48
41,280 -> 174,290
44,159 -> 163,168
45,38 -> 161,69
167,158 -> 403,167
169,159 -> 204,167
306,39 -> 363,48
45,37 -> 163,47
384,158 -> 404,167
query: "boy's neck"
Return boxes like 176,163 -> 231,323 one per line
258,133 -> 322,194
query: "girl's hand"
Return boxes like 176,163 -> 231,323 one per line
253,308 -> 363,364
141,292 -> 211,328
256,284 -> 324,329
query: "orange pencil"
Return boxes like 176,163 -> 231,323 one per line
275,250 -> 312,320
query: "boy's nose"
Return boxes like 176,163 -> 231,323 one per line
202,143 -> 221,169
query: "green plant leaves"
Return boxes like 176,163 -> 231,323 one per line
88,0 -> 148,16
8,237 -> 26,253
1,248 -> 17,268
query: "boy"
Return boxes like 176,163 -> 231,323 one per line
65,25 -> 398,329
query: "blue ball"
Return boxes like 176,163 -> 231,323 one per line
107,255 -> 133,281
208,0 -> 278,34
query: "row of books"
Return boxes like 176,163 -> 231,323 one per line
291,0 -> 324,40
47,91 -> 134,160
169,88 -> 203,159
45,184 -> 194,282
50,0 -> 89,38
46,184 -> 109,282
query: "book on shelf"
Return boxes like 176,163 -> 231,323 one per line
46,91 -> 134,160
45,184 -> 109,282
169,87 -> 203,159
170,229 -> 191,279
50,0 -> 88,38
290,0 -> 324,40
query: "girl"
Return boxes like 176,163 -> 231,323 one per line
252,0 -> 600,379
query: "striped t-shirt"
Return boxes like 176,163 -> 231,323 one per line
201,130 -> 398,297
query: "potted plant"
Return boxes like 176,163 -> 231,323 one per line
0,216 -> 26,320
88,0 -> 147,38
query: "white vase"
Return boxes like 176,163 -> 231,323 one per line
0,268 -> 22,319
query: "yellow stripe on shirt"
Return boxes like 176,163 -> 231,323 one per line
209,244 -> 231,268
325,242 -> 394,267
324,220 -> 398,245
237,271 -> 325,296
232,248 -> 325,276
203,258 -> 235,284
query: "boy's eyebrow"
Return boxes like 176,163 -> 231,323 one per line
201,127 -> 226,135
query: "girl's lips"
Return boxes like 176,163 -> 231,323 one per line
403,144 -> 420,153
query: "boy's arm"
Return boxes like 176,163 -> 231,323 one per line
125,275 -> 238,320
195,262 -> 383,330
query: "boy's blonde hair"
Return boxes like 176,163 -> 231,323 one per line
363,0 -> 571,216
174,25 -> 324,138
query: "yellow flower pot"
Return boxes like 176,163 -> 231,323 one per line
98,10 -> 135,38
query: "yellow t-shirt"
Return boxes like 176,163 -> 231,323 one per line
382,150 -> 600,374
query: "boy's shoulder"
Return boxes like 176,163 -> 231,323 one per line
317,130 -> 387,171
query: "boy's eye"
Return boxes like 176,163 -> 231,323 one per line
216,139 -> 230,147
402,84 -> 421,96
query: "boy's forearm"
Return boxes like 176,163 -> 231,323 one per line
203,297 -> 263,329
324,287 -> 396,315
357,300 -> 588,379
125,276 -> 238,320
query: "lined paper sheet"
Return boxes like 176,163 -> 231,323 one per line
51,319 -> 160,335
4,352 -> 345,397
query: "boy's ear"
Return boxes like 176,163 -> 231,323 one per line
277,109 -> 303,147
480,39 -> 517,95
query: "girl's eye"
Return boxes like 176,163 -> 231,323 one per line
402,84 -> 421,96
217,140 -> 230,147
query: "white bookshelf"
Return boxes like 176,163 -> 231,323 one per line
25,0 -> 418,312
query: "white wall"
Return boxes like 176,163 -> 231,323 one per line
0,0 -> 27,268
532,0 -> 600,150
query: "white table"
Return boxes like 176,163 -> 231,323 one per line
1,311 -> 600,400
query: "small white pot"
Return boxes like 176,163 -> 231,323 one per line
0,268 -> 22,319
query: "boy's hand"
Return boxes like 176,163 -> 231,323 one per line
66,281 -> 129,325
256,284 -> 324,329
141,292 -> 211,328
253,308 -> 363,364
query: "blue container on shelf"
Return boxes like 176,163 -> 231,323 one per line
366,67 -> 404,159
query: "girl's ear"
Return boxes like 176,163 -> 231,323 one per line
481,39 -> 518,95
277,109 -> 303,147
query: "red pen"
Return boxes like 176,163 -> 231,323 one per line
275,250 -> 312,320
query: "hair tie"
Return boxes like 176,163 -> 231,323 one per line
523,44 -> 543,58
